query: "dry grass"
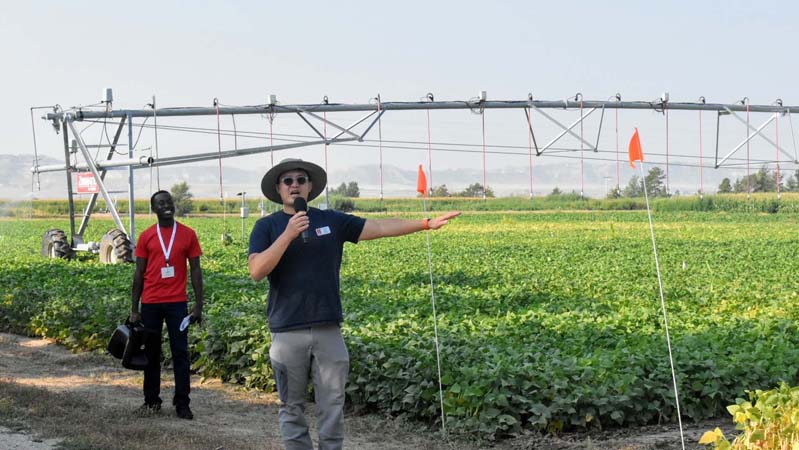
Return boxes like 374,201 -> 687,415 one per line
0,332 -> 728,450
0,333 -> 469,450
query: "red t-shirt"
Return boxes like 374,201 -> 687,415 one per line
134,222 -> 202,304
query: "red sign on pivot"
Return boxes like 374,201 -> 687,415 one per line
76,173 -> 100,194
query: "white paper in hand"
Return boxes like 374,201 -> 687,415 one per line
179,315 -> 192,332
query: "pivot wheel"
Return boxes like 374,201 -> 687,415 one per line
99,228 -> 134,264
41,229 -> 74,259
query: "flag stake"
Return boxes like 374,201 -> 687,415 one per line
418,165 -> 447,438
631,130 -> 685,450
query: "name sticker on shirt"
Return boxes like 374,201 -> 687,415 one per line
161,266 -> 175,279
315,226 -> 331,236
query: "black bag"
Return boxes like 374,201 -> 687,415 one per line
107,320 -> 159,371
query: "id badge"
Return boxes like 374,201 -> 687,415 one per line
161,266 -> 175,279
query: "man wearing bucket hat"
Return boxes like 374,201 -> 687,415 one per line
248,158 -> 459,450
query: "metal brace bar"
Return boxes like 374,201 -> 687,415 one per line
296,112 -> 326,140
532,106 -> 598,154
153,138 -> 359,167
293,108 -> 360,139
594,104 -> 606,153
33,137 -> 358,173
523,108 -> 540,155
299,110 -> 372,140
76,117 -> 127,238
715,111 -> 722,168
66,120 -> 127,235
789,109 -> 799,163
359,110 -> 385,141
331,111 -> 377,140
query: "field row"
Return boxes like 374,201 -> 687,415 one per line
2,192 -> 799,217
1,211 -> 798,437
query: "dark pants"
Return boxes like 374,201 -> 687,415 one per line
141,302 -> 190,407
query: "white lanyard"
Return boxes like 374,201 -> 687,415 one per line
156,223 -> 177,265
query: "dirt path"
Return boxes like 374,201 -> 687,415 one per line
0,332 -> 729,450
0,425 -> 61,450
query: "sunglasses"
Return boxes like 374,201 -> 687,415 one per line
280,176 -> 309,186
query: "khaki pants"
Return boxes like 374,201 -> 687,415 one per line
270,324 -> 349,450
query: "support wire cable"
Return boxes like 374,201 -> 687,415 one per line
698,97 -> 705,197
331,140 -> 786,170
426,93 -> 435,196
337,136 -> 785,165
214,98 -> 227,233
481,106 -> 487,199
83,117 -> 798,171
526,106 -> 534,198
29,106 -> 51,192
101,119 -> 798,166
376,95 -> 385,200
776,100 -> 781,198
92,118 -> 787,168
745,98 -> 751,198
665,104 -> 670,193
131,116 -> 151,151
615,94 -> 621,192
789,109 -> 799,164
577,93 -> 585,197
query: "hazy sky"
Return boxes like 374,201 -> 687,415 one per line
3,0 -> 798,197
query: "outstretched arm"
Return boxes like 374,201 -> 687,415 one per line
358,211 -> 460,241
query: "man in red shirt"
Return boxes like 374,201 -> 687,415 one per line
130,190 -> 204,420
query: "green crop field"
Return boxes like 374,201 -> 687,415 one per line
2,210 -> 799,438
4,192 -> 799,217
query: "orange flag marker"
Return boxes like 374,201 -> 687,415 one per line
629,128 -> 644,168
417,164 -> 428,197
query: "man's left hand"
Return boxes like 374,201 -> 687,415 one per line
190,304 -> 203,325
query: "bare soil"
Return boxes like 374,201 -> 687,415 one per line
0,332 -> 731,450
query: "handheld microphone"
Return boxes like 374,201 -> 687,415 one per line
293,197 -> 311,244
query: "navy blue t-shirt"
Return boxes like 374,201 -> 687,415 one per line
248,208 -> 366,332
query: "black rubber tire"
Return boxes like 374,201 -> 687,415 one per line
41,229 -> 73,259
99,228 -> 134,264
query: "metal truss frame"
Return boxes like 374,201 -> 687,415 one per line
35,96 -> 798,251
714,108 -> 797,168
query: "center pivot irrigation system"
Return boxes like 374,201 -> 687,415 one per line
31,90 -> 799,263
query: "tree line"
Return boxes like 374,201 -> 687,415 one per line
717,167 -> 799,194
598,166 -> 797,199
331,181 -> 497,198
169,167 -> 799,212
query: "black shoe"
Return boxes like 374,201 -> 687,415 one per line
136,401 -> 162,416
176,404 -> 193,420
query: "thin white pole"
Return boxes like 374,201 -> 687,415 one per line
152,95 -> 161,190
422,196 -> 447,438
638,163 -> 685,450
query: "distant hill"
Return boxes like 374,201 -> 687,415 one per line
0,153 -> 728,200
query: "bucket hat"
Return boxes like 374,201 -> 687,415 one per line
260,158 -> 327,204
